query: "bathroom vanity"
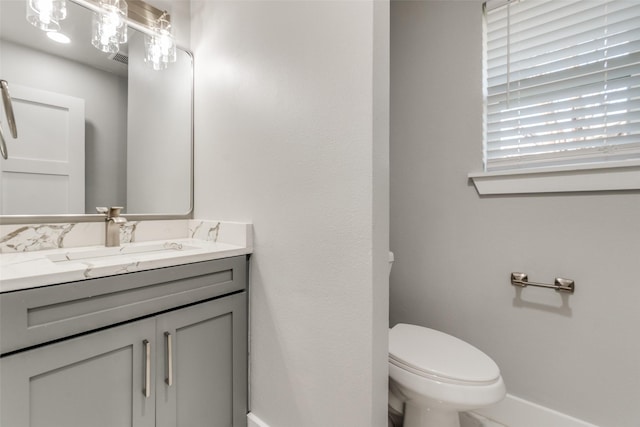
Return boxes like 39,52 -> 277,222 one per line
0,222 -> 251,427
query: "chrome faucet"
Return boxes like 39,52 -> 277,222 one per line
96,207 -> 127,247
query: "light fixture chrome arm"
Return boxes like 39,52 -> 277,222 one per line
72,0 -> 168,38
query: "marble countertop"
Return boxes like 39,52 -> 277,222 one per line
0,220 -> 253,293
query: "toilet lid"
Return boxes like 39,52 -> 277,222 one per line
389,324 -> 500,384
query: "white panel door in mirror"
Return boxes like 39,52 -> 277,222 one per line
0,85 -> 85,215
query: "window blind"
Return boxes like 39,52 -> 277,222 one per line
484,0 -> 640,171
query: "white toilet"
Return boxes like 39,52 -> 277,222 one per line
388,253 -> 505,427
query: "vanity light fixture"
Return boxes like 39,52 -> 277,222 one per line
91,0 -> 127,53
36,0 -> 177,69
26,0 -> 67,32
144,12 -> 176,71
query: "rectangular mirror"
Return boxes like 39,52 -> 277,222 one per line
0,0 -> 193,223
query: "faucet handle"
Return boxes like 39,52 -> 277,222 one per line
108,207 -> 124,217
96,207 -> 125,218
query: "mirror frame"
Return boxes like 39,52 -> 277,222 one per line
0,1 -> 194,225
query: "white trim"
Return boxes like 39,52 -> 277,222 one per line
247,397 -> 600,427
473,394 -> 601,427
247,412 -> 271,427
468,160 -> 640,195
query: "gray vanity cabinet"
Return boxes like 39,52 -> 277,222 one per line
155,292 -> 247,427
0,318 -> 158,427
0,256 -> 248,427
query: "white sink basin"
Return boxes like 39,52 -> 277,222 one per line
47,242 -> 198,263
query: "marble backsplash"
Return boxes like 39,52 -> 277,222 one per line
0,220 -> 252,254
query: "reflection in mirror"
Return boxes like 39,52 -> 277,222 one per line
0,0 -> 193,220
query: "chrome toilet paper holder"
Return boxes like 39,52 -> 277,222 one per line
510,272 -> 575,294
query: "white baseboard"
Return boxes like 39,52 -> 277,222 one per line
473,394 -> 600,427
249,395 -> 600,427
247,412 -> 271,427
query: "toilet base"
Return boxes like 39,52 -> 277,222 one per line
403,401 -> 460,427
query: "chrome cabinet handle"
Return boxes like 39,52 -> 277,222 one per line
164,332 -> 173,386
0,80 -> 17,138
143,339 -> 151,398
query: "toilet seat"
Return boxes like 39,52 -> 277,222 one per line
389,324 -> 501,386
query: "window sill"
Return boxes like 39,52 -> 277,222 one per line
468,161 -> 640,195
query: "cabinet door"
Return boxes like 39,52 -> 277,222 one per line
0,318 -> 156,427
155,292 -> 247,427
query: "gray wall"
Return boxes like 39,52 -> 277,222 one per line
0,40 -> 127,213
191,1 -> 390,425
390,2 -> 640,427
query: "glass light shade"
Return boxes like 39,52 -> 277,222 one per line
26,0 -> 67,32
144,15 -> 176,71
91,0 -> 128,54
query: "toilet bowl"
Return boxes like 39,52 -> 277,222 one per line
388,324 -> 505,427
387,253 -> 505,427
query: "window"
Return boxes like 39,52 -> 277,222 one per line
485,0 -> 640,171
471,0 -> 640,194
